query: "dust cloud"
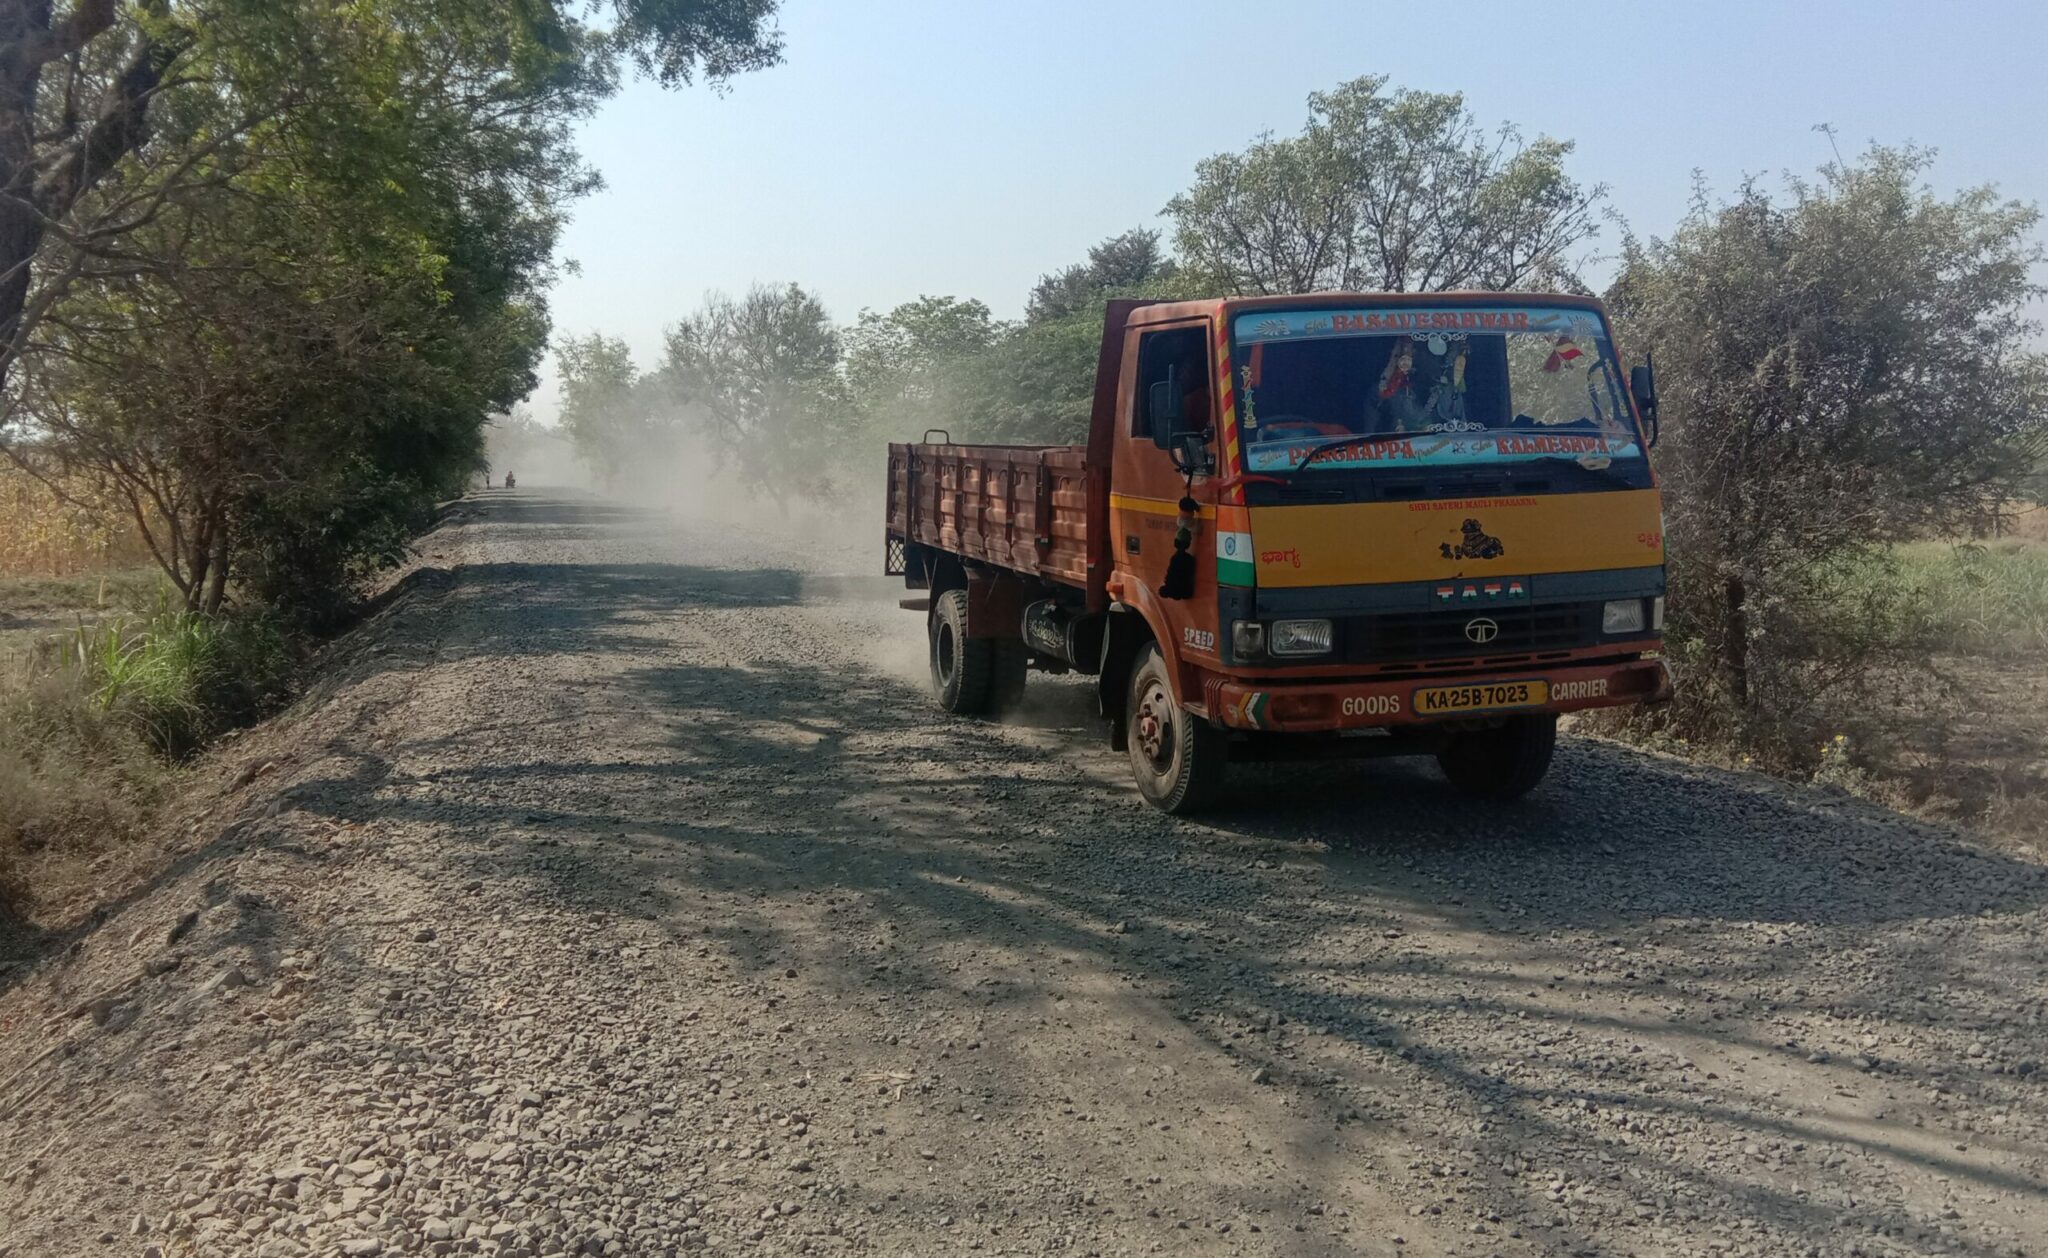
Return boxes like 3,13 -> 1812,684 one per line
555,420 -> 930,687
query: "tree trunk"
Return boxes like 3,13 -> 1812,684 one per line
183,532 -> 210,612
201,526 -> 229,614
0,3 -> 52,377
0,1 -> 174,388
1723,574 -> 1750,713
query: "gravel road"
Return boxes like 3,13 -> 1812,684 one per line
4,488 -> 2047,1258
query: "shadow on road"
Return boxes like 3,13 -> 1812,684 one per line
270,496 -> 2048,1255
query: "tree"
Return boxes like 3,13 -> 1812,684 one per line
1607,145 -> 2048,746
843,294 -> 996,440
0,0 -> 784,391
660,283 -> 844,508
1166,74 -> 1604,295
11,138 -> 546,620
1,0 -> 769,621
557,334 -> 658,489
1026,228 -> 1172,323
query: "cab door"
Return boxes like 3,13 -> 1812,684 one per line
1110,320 -> 1224,669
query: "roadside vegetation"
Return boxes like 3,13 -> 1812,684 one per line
1894,532 -> 2048,659
0,0 -> 786,934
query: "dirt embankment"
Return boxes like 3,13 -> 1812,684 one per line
3,489 -> 2046,1258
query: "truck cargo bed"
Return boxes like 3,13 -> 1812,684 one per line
886,442 -> 1092,590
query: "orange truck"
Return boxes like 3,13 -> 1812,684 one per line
885,293 -> 1672,812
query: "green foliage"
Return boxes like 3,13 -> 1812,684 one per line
1607,143 -> 2048,755
3,0 -> 783,625
1026,229 -> 1173,324
64,602 -> 291,758
2,595 -> 289,916
949,265 -> 1215,447
555,230 -> 1211,483
842,295 -> 998,445
841,232 -> 1206,450
1166,74 -> 1604,295
601,0 -> 786,86
1,658 -> 170,908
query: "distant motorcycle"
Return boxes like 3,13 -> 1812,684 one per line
503,472 -> 516,489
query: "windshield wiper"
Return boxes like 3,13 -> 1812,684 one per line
1293,432 -> 1429,471
1517,455 -> 1640,488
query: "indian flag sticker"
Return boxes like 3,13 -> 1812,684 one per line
1216,531 -> 1255,585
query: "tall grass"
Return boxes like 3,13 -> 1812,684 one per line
59,603 -> 291,757
1894,540 -> 2048,657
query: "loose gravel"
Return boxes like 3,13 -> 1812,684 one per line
3,489 -> 2045,1258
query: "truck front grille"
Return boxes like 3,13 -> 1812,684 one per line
1350,604 -> 1597,662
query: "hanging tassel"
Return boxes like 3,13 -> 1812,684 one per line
1158,494 -> 1199,601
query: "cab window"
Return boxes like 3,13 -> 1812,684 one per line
1134,327 -> 1210,439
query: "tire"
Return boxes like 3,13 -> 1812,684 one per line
1435,714 -> 1557,800
988,638 -> 1028,715
930,589 -> 998,715
1125,643 -> 1225,813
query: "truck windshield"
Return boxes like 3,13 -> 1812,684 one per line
1232,305 -> 1643,475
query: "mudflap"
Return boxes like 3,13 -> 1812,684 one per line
1097,610 -> 1149,751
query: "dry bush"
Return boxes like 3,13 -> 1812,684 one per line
0,661 -> 170,927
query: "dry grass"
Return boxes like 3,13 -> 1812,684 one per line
2001,505 -> 2048,545
0,461 -> 159,579
0,663 -> 171,934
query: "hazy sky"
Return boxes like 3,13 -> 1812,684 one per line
530,0 -> 2048,421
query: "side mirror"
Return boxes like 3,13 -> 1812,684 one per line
1630,357 -> 1660,447
1149,364 -> 1182,449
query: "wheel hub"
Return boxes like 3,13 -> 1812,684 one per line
1134,681 -> 1173,768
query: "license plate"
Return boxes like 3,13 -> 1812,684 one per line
1413,679 -> 1550,716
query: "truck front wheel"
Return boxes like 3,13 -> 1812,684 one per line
1435,714 -> 1557,800
1126,643 -> 1224,813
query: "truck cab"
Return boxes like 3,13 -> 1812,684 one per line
886,292 -> 1672,812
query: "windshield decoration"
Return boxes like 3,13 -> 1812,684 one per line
1542,334 -> 1583,373
1230,305 -> 1641,476
1237,307 -> 1604,343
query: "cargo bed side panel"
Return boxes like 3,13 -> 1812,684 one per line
887,443 -> 1090,592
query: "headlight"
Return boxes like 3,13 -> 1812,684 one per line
1651,596 -> 1666,631
1269,619 -> 1333,656
1603,599 -> 1646,635
1231,620 -> 1265,657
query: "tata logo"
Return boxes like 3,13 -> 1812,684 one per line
1464,618 -> 1500,644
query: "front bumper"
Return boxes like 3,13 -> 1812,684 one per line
1203,657 -> 1673,734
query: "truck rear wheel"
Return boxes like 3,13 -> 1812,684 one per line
989,638 -> 1028,714
929,589 -> 1026,716
1435,714 -> 1557,800
1126,643 -> 1224,813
